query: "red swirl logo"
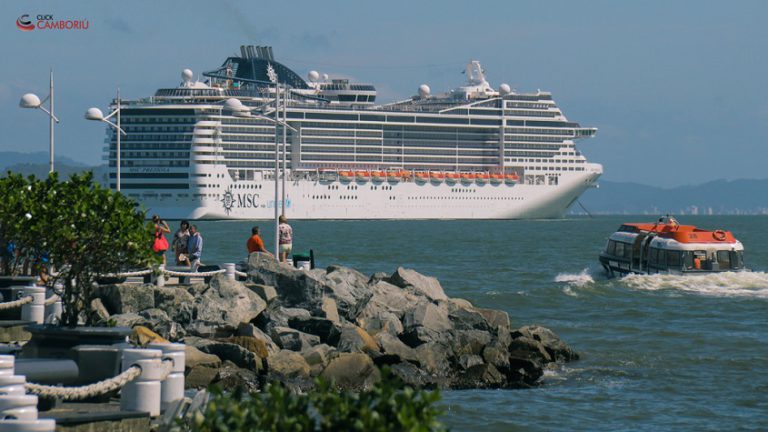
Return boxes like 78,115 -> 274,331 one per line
16,15 -> 34,31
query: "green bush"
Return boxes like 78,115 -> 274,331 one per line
0,172 -> 157,326
185,368 -> 446,432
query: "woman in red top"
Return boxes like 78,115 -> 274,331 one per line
152,215 -> 171,265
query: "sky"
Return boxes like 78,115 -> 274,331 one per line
1,0 -> 766,187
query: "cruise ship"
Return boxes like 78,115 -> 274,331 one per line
102,45 -> 602,219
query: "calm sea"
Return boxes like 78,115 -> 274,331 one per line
188,215 -> 768,431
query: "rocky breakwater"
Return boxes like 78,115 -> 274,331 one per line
93,253 -> 578,391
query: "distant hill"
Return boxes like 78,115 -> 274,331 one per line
0,151 -> 88,172
575,179 -> 768,215
0,152 -> 107,184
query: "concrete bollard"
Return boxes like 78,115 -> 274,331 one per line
0,356 -> 14,377
152,265 -> 166,287
0,394 -> 38,420
0,419 -> 56,431
44,286 -> 62,324
224,263 -> 236,281
0,376 -> 26,396
120,348 -> 163,417
147,343 -> 185,410
20,287 -> 46,324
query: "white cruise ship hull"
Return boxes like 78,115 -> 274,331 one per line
138,165 -> 601,220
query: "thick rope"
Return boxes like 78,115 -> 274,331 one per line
25,365 -> 142,400
234,270 -> 249,278
104,269 -> 153,278
0,295 -> 34,311
163,269 -> 226,278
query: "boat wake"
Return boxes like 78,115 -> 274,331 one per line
554,269 -> 595,287
620,271 -> 768,298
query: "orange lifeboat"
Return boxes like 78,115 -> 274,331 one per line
460,172 -> 475,182
505,173 -> 520,184
414,172 -> 428,182
356,170 -> 370,180
445,172 -> 459,183
386,171 -> 400,181
429,171 -> 445,183
372,170 -> 386,180
476,173 -> 490,183
490,174 -> 504,184
339,170 -> 354,181
399,170 -> 412,179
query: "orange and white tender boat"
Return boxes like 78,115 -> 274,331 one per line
599,216 -> 747,277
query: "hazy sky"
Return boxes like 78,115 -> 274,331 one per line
1,0 -> 766,187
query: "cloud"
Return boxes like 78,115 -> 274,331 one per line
291,31 -> 334,51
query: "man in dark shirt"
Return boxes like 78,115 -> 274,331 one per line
247,226 -> 273,256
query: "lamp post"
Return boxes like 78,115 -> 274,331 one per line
19,69 -> 59,174
85,89 -> 125,191
224,96 -> 297,257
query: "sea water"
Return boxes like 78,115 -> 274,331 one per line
190,215 -> 768,431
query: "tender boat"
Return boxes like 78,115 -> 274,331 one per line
599,216 -> 746,276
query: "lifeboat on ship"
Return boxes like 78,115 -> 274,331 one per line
429,171 -> 445,183
475,173 -> 490,184
386,171 -> 400,181
371,170 -> 386,181
400,170 -> 412,179
339,170 -> 354,181
460,173 -> 475,183
355,170 -> 370,181
414,172 -> 429,182
599,215 -> 747,277
490,174 -> 503,184
505,173 -> 520,184
445,172 -> 460,184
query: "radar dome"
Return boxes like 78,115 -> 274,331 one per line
418,84 -> 431,98
224,98 -> 245,111
308,70 -> 320,82
499,83 -> 511,95
182,69 -> 194,82
322,73 -> 329,81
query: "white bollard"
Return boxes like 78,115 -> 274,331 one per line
120,348 -> 163,417
0,356 -> 14,377
20,287 -> 46,324
44,286 -> 62,324
152,265 -> 166,287
0,395 -> 38,420
147,343 -> 186,410
0,419 -> 56,431
224,263 -> 235,281
0,376 -> 26,396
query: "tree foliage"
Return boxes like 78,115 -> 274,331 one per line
185,368 -> 446,432
0,171 -> 157,326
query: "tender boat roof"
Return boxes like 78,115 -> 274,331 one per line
618,223 -> 737,244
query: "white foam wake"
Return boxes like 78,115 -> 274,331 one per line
620,271 -> 768,298
554,268 -> 595,287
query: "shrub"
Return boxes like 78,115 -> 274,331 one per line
0,171 -> 157,326
185,368 -> 446,432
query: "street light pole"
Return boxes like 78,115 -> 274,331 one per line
85,93 -> 125,192
49,69 -> 54,174
116,88 -> 121,192
281,86 -> 287,217
274,83 -> 280,258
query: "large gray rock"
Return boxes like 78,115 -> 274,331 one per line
389,267 -> 447,302
153,286 -> 195,325
94,284 -> 155,314
301,344 -> 337,377
236,323 -> 280,355
401,302 -> 453,347
185,345 -> 222,369
287,317 -> 341,345
374,332 -> 419,363
320,352 -> 380,390
138,308 -> 185,340
192,275 -> 267,337
270,326 -> 320,352
357,310 -> 403,337
247,283 -> 278,304
214,361 -> 260,393
269,349 -> 311,379
514,325 -> 579,362
248,253 -> 326,311
255,305 -> 312,336
355,281 -> 422,336
185,337 -> 262,371
108,312 -> 144,329
413,342 -> 453,377
323,266 -> 373,319
451,330 -> 493,356
447,302 -> 492,332
335,324 -> 379,354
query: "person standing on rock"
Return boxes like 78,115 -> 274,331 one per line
187,225 -> 203,271
278,215 -> 293,263
247,226 -> 273,257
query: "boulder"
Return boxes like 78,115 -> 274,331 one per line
130,326 -> 169,346
458,354 -> 484,370
254,304 -> 312,336
270,326 -> 320,352
320,297 -> 341,324
389,361 -> 440,388
364,281 -> 424,318
374,332 -> 419,363
413,342 -> 453,377
193,274 -> 267,336
138,308 -> 185,340
247,283 -> 278,304
235,323 -> 280,354
476,308 -> 511,331
301,344 -> 336,377
185,337 -> 262,371
185,345 -> 222,369
368,272 -> 390,284
389,267 -> 447,302
357,311 -> 403,337
287,317 -> 341,345
108,312 -> 144,329
225,335 -> 270,359
455,363 -> 505,389
451,330 -> 493,356
481,343 -> 510,373
269,349 -> 311,379
248,253 -> 326,311
401,303 -> 453,347
94,283 -> 154,314
153,286 -> 195,325
322,266 -> 373,319
446,303 -> 491,332
185,365 -> 219,389
214,361 -> 260,393
335,325 -> 379,354
320,352 -> 380,390
514,325 -> 579,362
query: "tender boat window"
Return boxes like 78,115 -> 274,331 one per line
623,243 -> 632,259
716,250 -> 731,269
683,251 -> 694,269
614,242 -> 625,258
606,240 -> 616,255
667,250 -> 682,268
649,247 -> 658,265
657,250 -> 667,269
